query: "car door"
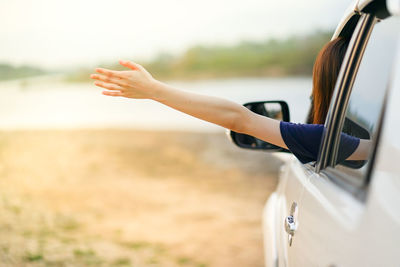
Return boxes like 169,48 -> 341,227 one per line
268,10 -> 366,267
283,9 -> 400,267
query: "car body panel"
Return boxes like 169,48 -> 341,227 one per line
387,0 -> 400,15
262,192 -> 279,267
374,38 -> 400,176
332,0 -> 360,39
287,168 -> 365,267
262,158 -> 311,266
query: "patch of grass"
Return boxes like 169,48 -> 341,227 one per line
112,257 -> 131,266
176,257 -> 192,265
0,245 -> 9,253
146,256 -> 159,265
38,227 -> 56,238
73,248 -> 96,258
55,215 -> 81,231
73,248 -> 104,266
8,204 -> 21,215
24,252 -> 44,262
60,236 -> 76,244
44,259 -> 69,266
176,256 -> 208,267
121,241 -> 150,250
153,244 -> 167,255
22,230 -> 33,237
113,228 -> 123,237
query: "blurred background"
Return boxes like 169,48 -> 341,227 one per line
0,0 -> 349,266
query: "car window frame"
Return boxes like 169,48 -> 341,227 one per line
307,13 -> 379,200
321,54 -> 392,201
314,11 -> 400,202
315,13 -> 377,173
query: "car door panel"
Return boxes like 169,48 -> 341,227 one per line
289,170 -> 365,266
273,159 -> 311,267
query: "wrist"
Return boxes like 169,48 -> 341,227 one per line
149,79 -> 167,101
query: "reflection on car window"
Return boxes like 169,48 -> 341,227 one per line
335,16 -> 400,179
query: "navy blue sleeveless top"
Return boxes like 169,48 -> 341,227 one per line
280,121 -> 360,164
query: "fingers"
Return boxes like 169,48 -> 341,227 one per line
94,81 -> 124,92
92,61 -> 143,97
119,60 -> 143,71
95,68 -> 124,79
90,74 -> 127,87
102,90 -> 124,97
94,81 -> 124,97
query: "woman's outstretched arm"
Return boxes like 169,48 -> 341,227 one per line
90,60 -> 287,149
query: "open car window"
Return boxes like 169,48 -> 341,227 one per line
332,16 -> 400,181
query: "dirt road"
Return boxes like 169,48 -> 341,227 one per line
0,130 -> 282,267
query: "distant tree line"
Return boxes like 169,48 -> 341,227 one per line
1,30 -> 333,82
0,64 -> 46,81
143,30 -> 332,80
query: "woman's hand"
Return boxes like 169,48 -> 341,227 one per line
90,60 -> 159,99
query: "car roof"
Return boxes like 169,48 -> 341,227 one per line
332,0 -> 391,39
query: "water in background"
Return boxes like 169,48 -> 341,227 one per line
0,77 -> 311,131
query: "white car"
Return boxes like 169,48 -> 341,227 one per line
229,0 -> 400,266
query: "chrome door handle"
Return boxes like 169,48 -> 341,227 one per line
284,202 -> 298,246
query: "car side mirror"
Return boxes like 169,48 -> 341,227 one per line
228,100 -> 290,151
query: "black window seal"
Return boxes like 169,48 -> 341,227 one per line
329,14 -> 378,167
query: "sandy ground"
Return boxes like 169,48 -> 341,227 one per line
0,130 -> 283,267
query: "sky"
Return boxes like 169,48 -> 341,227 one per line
0,0 -> 351,69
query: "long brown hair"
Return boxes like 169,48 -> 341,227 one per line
311,37 -> 349,124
